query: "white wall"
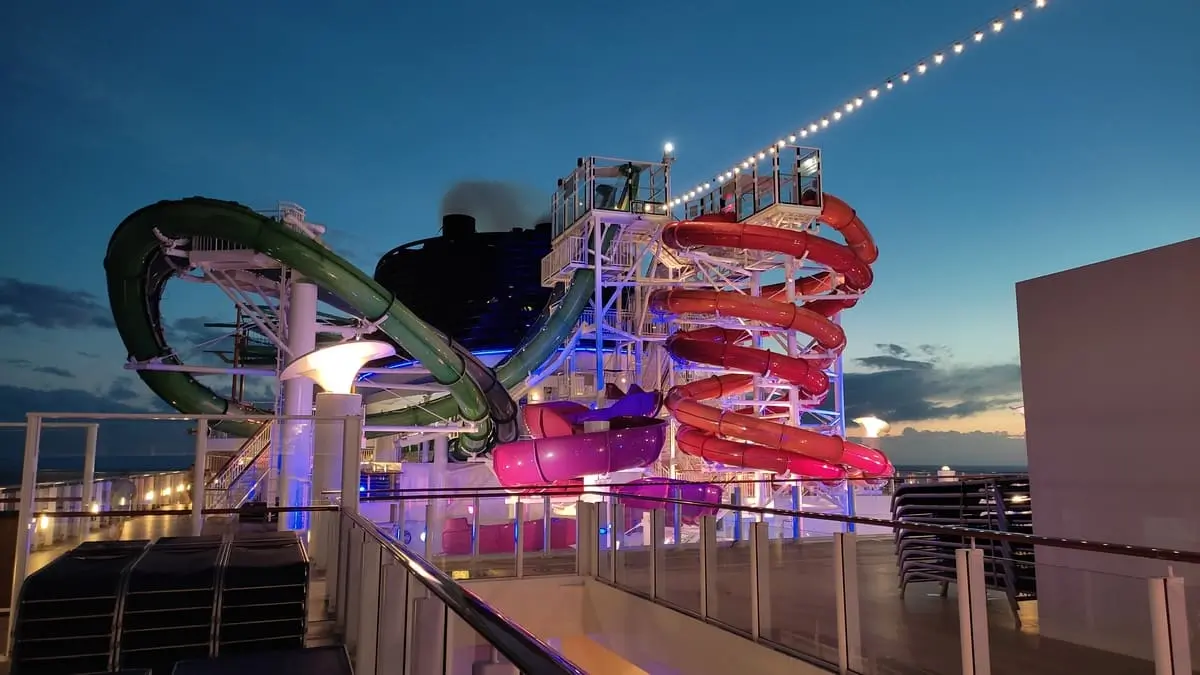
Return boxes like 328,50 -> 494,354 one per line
1016,237 -> 1200,659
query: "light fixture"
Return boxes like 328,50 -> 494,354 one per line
281,340 -> 397,394
852,416 -> 891,438
676,0 -> 1051,202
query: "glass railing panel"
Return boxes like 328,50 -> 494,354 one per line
981,550 -> 1158,675
760,533 -> 839,666
653,504 -> 703,614
855,532 -> 963,674
709,522 -> 754,634
516,494 -> 580,578
614,501 -> 653,597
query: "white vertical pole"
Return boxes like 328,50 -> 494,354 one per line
428,435 -> 448,556
750,520 -> 771,641
79,424 -> 98,542
11,415 -> 42,621
834,532 -> 863,674
340,413 -> 364,515
280,277 -> 318,530
699,514 -> 718,620
1150,575 -> 1191,674
191,419 -> 208,536
955,548 -> 991,675
592,217 -> 605,405
80,425 -> 98,509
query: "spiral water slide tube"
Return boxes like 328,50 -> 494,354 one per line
107,171 -> 640,454
105,197 -> 511,451
649,194 -> 893,479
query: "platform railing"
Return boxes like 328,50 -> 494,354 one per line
582,491 -> 1195,675
369,485 -> 1195,675
310,507 -> 585,675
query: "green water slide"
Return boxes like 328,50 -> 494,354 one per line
104,166 -> 638,452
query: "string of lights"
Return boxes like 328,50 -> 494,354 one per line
668,0 -> 1050,207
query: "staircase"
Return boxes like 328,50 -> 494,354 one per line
206,424 -> 272,510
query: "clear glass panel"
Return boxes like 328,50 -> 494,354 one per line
855,533 -> 962,674
374,560 -> 411,673
760,533 -> 839,665
445,607 -> 523,674
614,502 -> 653,597
983,550 -> 1159,675
655,504 -> 702,614
709,513 -> 754,634
516,495 -> 578,578
438,493 -> 517,581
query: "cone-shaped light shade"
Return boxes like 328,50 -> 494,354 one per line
280,340 -> 396,394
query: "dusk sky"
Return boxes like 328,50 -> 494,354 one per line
1,1 -> 1197,465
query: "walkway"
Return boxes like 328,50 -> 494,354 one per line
433,538 -> 1156,675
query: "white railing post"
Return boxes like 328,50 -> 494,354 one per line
10,414 -> 42,625
834,532 -> 863,674
80,424 -> 98,542
750,520 -> 772,641
699,514 -> 718,620
342,526 -> 364,643
375,558 -> 408,673
340,414 -> 363,515
610,501 -> 623,582
409,579 -> 448,675
1150,575 -> 1191,674
355,539 -> 382,675
515,501 -> 526,578
955,547 -> 991,675
575,500 -> 591,576
191,419 -> 208,536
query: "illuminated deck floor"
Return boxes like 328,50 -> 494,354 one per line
434,537 -> 1159,675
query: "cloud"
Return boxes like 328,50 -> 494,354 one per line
847,428 -> 1027,468
2,358 -> 75,379
0,277 -> 114,330
169,316 -> 228,346
0,384 -> 192,472
440,181 -> 548,233
105,378 -> 142,403
844,344 -> 1022,423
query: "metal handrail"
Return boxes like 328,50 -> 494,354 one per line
367,487 -> 1200,565
343,510 -> 586,674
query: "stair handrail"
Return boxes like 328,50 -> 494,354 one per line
206,423 -> 272,495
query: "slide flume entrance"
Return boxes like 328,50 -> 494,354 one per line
650,194 -> 892,478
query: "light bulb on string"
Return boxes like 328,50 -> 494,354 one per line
672,0 -> 1052,205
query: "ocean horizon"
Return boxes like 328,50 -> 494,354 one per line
0,458 -> 1028,489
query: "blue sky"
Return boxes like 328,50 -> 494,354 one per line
1,0 -> 1197,461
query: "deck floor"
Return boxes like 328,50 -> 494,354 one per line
1,525 -> 1170,675
433,537 -> 1161,675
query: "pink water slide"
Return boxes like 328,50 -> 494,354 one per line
446,387 -> 723,555
492,385 -> 666,490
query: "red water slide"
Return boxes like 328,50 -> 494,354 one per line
650,194 -> 892,478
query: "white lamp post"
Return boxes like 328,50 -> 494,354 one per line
280,340 -> 395,510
